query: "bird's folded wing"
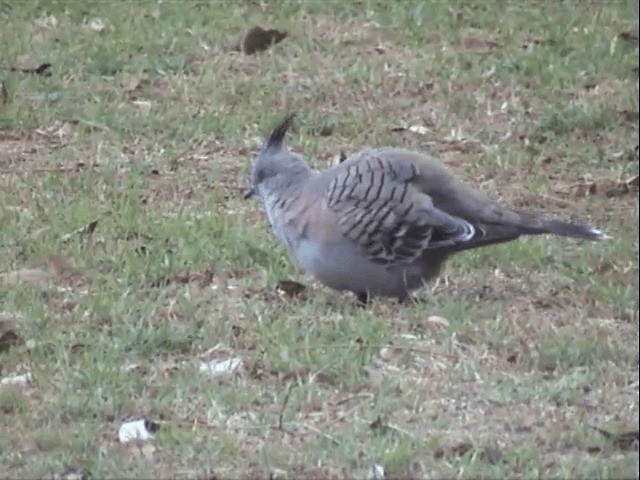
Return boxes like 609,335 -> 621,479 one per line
326,152 -> 475,266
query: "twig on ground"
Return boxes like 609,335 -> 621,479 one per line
278,382 -> 295,431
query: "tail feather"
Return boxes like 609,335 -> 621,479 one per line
449,224 -> 522,252
525,218 -> 606,241
449,217 -> 606,252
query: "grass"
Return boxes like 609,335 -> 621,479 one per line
1,0 -> 638,478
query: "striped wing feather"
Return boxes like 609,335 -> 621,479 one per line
326,152 -> 474,265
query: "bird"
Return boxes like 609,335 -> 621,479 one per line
244,113 -> 606,303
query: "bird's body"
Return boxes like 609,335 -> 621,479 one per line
246,115 -> 605,302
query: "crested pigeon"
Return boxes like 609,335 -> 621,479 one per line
244,114 -> 605,303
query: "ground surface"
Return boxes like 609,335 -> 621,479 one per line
1,1 -> 638,478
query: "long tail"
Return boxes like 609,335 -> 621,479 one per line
519,217 -> 606,240
451,213 -> 606,252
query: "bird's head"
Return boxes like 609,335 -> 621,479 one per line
244,113 -> 307,200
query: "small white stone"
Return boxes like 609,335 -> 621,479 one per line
367,463 -> 385,480
426,315 -> 450,328
0,372 -> 32,385
118,419 -> 154,443
199,357 -> 242,377
408,125 -> 428,135
90,18 -> 105,33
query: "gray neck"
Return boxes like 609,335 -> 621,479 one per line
259,163 -> 312,203
258,165 -> 313,248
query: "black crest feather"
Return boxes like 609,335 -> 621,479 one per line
266,113 -> 296,151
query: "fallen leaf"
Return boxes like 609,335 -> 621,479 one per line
568,177 -> 638,198
1,81 -> 7,104
434,441 -> 473,458
618,109 -> 639,123
10,63 -> 52,76
241,26 -> 287,55
69,343 -> 86,355
60,219 -> 99,242
0,319 -> 19,352
433,440 -> 502,463
158,268 -> 215,288
33,63 -> 53,76
276,280 -> 306,298
462,36 -> 501,52
591,425 -> 639,450
606,178 -> 636,197
618,30 -> 639,42
521,38 -> 557,50
123,73 -> 149,92
569,181 -> 596,197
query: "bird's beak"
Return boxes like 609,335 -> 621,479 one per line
243,187 -> 255,199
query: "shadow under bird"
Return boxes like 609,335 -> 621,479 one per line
244,114 -> 606,303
